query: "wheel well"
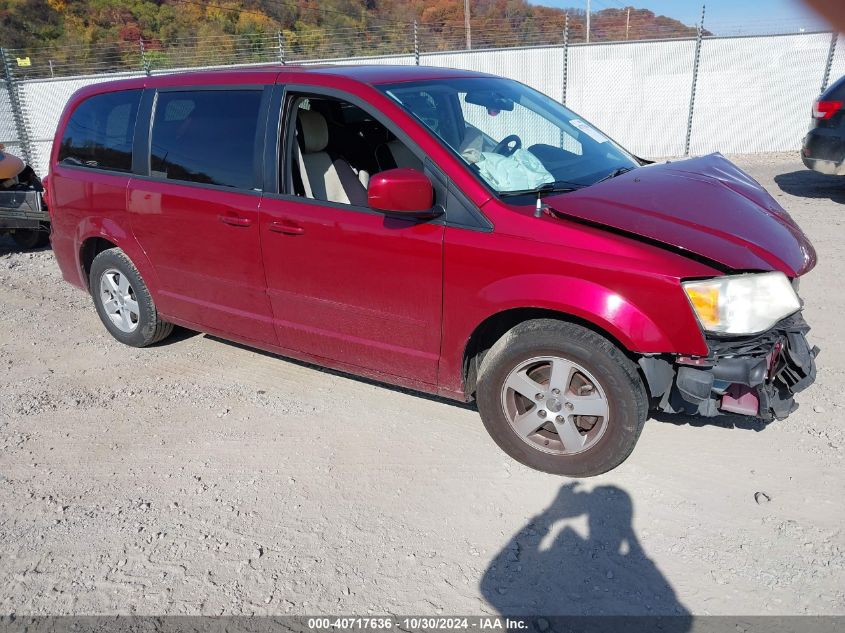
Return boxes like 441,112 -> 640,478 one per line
462,308 -> 633,400
79,237 -> 117,290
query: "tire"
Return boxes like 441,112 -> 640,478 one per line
476,319 -> 647,477
12,227 -> 49,249
89,247 -> 173,347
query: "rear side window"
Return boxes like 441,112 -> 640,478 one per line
150,90 -> 263,190
58,90 -> 141,172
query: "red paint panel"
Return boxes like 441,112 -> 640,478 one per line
48,165 -> 133,289
436,209 -> 720,395
259,198 -> 444,384
127,179 -> 277,345
542,154 -> 817,277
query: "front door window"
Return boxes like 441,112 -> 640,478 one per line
284,94 -> 423,206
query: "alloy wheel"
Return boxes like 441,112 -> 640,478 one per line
500,355 -> 610,456
99,268 -> 140,333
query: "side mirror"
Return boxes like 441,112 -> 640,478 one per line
368,168 -> 438,217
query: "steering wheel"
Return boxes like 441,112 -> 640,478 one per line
493,134 -> 522,157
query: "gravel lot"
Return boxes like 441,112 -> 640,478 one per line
0,153 -> 843,617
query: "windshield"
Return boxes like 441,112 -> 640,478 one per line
379,77 -> 639,195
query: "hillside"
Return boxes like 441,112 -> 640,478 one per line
0,0 -> 700,73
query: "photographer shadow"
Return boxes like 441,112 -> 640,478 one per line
481,483 -> 691,630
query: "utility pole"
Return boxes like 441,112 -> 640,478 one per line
626,7 -> 630,40
586,0 -> 591,43
464,0 -> 472,50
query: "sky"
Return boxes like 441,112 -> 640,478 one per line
533,0 -> 830,33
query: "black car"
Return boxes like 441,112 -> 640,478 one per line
802,75 -> 845,175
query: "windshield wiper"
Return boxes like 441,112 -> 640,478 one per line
594,166 -> 635,185
499,180 -> 582,198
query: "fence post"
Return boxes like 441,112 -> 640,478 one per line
414,20 -> 420,66
561,13 -> 569,106
684,5 -> 706,157
139,38 -> 151,76
278,30 -> 286,65
821,31 -> 837,93
0,48 -> 34,166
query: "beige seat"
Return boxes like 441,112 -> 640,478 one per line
460,127 -> 485,154
381,127 -> 483,171
382,140 -> 424,171
296,109 -> 368,206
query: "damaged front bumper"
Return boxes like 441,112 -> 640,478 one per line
640,313 -> 818,420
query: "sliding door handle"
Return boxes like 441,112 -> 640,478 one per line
269,220 -> 305,236
219,213 -> 252,228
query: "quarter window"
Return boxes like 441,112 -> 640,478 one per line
58,90 -> 141,172
150,90 -> 262,190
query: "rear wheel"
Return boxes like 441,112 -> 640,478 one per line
476,319 -> 647,477
89,248 -> 173,347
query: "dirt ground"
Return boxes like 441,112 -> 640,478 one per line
0,153 -> 843,617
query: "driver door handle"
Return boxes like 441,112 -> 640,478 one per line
269,220 -> 305,236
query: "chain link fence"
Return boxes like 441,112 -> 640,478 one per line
0,25 -> 841,176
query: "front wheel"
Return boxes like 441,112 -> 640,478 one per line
476,319 -> 648,477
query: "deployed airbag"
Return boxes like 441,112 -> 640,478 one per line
467,148 -> 554,192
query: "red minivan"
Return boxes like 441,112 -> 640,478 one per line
47,65 -> 818,476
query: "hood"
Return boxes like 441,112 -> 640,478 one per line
544,153 -> 816,276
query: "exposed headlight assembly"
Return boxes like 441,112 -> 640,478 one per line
683,272 -> 801,335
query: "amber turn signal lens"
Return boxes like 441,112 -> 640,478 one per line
685,285 -> 720,329
682,272 -> 800,335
